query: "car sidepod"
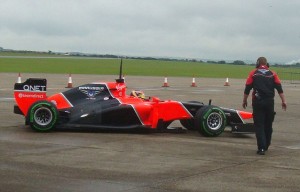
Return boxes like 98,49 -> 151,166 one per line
51,83 -> 145,129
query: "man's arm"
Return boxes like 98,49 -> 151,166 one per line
242,70 -> 255,109
273,72 -> 286,110
279,93 -> 287,111
242,94 -> 249,109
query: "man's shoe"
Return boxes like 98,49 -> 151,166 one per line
257,149 -> 265,155
266,145 -> 269,151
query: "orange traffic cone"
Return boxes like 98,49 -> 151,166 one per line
17,73 -> 22,83
191,77 -> 197,87
224,78 -> 230,86
162,76 -> 169,87
66,74 -> 73,88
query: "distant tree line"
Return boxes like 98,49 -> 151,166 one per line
1,47 -> 300,68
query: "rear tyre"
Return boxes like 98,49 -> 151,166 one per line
195,105 -> 226,137
28,101 -> 58,132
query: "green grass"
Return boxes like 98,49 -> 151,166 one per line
1,56 -> 299,79
0,57 -> 118,74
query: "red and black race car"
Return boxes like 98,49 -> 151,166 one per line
13,63 -> 254,136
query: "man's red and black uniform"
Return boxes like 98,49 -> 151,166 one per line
244,65 -> 283,151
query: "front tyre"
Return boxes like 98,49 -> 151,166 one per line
195,106 -> 226,137
28,101 -> 58,132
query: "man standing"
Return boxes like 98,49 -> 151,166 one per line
242,57 -> 287,155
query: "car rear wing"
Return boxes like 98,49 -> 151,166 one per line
14,78 -> 47,116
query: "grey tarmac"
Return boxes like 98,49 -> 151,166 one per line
0,73 -> 299,192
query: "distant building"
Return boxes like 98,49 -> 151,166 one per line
0,47 -> 3,51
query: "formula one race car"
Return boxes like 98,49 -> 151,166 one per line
13,62 -> 254,136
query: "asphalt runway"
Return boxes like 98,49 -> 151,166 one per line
1,73 -> 299,192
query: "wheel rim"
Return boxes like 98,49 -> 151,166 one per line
206,112 -> 222,130
34,107 -> 53,126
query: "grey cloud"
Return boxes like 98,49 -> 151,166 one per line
1,0 -> 300,63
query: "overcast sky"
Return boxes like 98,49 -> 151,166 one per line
1,0 -> 299,64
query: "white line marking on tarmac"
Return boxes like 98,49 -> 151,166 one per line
288,88 -> 300,91
0,98 -> 14,101
285,144 -> 300,150
191,89 -> 224,93
134,87 -> 224,92
139,88 -> 166,91
136,88 -> 181,91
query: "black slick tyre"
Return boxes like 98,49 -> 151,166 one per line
195,105 -> 226,137
27,101 -> 58,132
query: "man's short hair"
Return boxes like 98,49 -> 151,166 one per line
257,57 -> 267,65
